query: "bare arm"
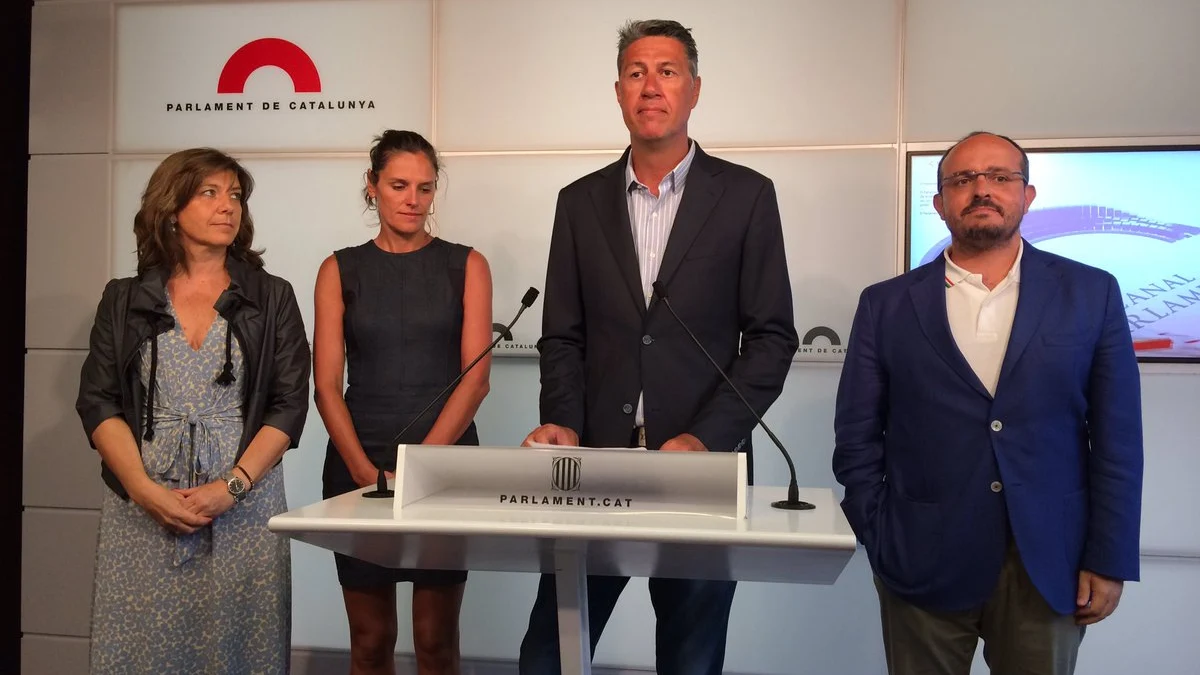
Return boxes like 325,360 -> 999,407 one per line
177,425 -> 291,518
92,413 -> 213,533
422,250 -> 493,445
313,254 -> 378,487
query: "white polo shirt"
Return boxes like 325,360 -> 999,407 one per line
944,242 -> 1024,396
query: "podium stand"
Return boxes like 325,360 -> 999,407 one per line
269,445 -> 857,675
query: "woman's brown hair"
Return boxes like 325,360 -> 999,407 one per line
134,148 -> 264,276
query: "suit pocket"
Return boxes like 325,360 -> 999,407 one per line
872,491 -> 944,585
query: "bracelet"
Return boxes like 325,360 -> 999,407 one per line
233,464 -> 255,491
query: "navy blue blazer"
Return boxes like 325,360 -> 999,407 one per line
833,242 -> 1143,614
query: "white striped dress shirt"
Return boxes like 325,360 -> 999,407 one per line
626,141 -> 697,426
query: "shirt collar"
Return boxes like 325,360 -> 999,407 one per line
943,239 -> 1024,289
625,139 -> 696,195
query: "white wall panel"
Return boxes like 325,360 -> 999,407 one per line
438,0 -> 899,151
114,0 -> 432,152
436,152 -> 623,353
30,1 -> 111,154
110,158 -> 158,279
905,0 -> 1200,141
26,1 -> 1200,673
21,509 -> 99,637
26,154 -> 111,350
713,148 -> 899,361
1138,372 -> 1200,555
24,351 -> 103,510
751,363 -> 842,492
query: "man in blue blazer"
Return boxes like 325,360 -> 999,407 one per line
834,132 -> 1143,675
518,19 -> 797,675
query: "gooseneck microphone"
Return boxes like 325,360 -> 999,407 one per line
364,287 -> 541,499
651,281 -> 813,511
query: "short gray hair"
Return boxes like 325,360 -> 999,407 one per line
617,19 -> 698,78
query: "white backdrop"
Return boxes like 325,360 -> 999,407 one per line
24,0 -> 1200,673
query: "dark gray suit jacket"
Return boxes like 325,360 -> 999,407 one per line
538,144 -> 798,457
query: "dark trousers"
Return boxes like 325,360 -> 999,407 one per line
875,542 -> 1085,675
518,573 -> 736,675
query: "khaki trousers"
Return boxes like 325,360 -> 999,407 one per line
874,542 -> 1085,675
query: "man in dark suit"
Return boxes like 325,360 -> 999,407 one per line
834,131 -> 1144,675
517,18 -> 798,675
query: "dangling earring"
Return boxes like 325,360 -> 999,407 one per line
367,196 -> 378,211
169,216 -> 178,232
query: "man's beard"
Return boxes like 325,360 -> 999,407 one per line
954,219 -> 1021,254
951,197 -> 1022,254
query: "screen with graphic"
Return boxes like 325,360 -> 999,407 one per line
907,146 -> 1200,362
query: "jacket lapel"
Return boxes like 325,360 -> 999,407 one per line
218,257 -> 261,325
122,269 -> 172,374
996,244 -> 1059,388
656,145 -> 723,288
590,149 -> 647,316
908,261 -> 992,399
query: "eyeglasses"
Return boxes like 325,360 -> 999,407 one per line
940,170 -> 1027,190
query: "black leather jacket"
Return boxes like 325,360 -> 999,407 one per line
76,257 -> 311,499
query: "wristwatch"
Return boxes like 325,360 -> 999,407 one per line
225,473 -> 248,503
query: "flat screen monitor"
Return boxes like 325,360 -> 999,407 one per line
906,145 -> 1200,362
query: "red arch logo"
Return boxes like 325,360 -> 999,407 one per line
217,38 -> 321,94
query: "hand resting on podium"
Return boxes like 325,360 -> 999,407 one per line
522,423 -> 579,447
522,423 -> 706,452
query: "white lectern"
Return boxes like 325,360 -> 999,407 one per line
269,445 -> 857,675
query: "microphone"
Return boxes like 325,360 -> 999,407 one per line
651,281 -> 813,511
366,287 -> 541,498
362,468 -> 393,499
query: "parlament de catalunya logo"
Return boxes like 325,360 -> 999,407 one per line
166,38 -> 376,113
797,325 -> 847,357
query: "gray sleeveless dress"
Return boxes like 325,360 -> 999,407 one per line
90,298 -> 290,674
322,238 -> 479,587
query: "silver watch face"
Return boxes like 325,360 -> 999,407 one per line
227,475 -> 247,500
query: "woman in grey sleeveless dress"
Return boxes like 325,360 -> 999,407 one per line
77,148 -> 310,674
314,130 -> 493,674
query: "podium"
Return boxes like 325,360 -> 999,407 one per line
269,445 -> 857,675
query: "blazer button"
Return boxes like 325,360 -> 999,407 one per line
990,420 -> 1003,432
642,334 -> 653,345
622,403 -> 633,414
990,481 -> 1003,493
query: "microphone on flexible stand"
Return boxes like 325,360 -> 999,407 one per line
651,281 -> 813,511
363,287 -> 541,499
361,468 -> 393,499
